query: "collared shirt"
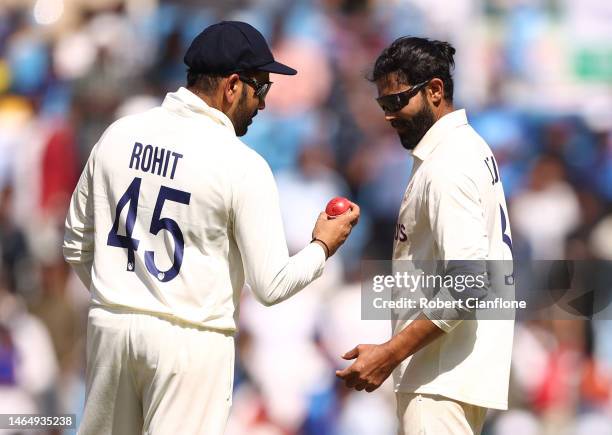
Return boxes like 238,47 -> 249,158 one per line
63,87 -> 326,332
392,109 -> 514,410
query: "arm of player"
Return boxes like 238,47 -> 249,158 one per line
62,144 -> 97,288
423,167 -> 489,332
336,313 -> 444,392
233,155 -> 328,306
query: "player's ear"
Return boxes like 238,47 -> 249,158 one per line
428,78 -> 444,106
224,74 -> 241,105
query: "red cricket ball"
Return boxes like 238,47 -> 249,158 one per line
325,197 -> 351,217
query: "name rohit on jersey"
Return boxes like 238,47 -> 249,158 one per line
129,142 -> 183,179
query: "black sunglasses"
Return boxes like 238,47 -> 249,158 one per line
238,75 -> 273,100
376,80 -> 429,113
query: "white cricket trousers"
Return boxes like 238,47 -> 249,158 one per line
79,306 -> 235,435
396,393 -> 487,435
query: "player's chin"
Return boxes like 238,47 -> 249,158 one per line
235,124 -> 249,137
236,119 -> 254,137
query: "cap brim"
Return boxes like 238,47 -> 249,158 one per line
256,60 -> 297,75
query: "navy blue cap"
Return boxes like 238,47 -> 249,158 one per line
184,21 -> 297,75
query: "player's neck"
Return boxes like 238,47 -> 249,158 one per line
434,103 -> 455,123
187,86 -> 223,112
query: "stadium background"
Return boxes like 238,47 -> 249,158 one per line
1,0 -> 612,434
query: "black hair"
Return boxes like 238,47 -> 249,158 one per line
369,37 -> 456,103
186,69 -> 223,94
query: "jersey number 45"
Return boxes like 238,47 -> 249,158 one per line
107,176 -> 191,282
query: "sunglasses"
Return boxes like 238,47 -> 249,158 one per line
376,80 -> 429,113
238,75 -> 273,100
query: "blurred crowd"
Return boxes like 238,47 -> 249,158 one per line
1,0 -> 612,434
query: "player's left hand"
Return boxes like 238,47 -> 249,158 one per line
335,343 -> 399,392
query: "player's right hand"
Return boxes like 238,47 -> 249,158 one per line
311,201 -> 360,258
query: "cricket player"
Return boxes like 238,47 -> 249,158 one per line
63,21 -> 359,435
336,37 -> 514,434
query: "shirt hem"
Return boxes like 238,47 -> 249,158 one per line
394,383 -> 508,410
89,302 -> 236,335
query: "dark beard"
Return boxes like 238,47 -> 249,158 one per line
393,103 -> 436,150
233,88 -> 258,137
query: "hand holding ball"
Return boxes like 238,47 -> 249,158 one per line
312,197 -> 359,259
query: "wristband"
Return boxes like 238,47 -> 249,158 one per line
311,238 -> 330,259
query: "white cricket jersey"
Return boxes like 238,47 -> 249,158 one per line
392,109 -> 514,410
63,87 -> 326,332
